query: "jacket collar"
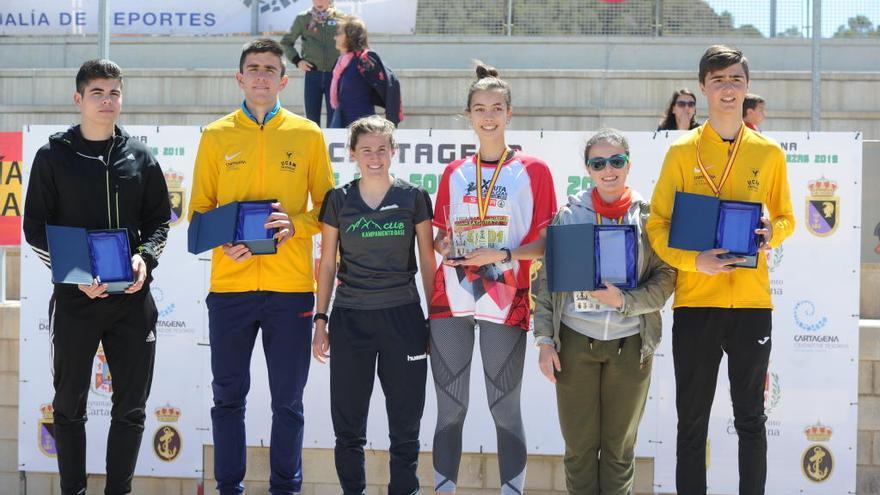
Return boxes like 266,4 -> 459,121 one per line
701,120 -> 747,145
50,124 -> 129,155
241,99 -> 282,126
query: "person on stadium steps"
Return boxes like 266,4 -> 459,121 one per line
188,38 -> 335,495
657,88 -> 700,131
743,93 -> 766,131
312,115 -> 436,495
646,45 -> 795,495
329,16 -> 402,128
23,58 -> 171,495
429,62 -> 557,494
533,128 -> 676,495
280,0 -> 342,127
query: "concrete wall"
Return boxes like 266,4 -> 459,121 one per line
3,69 -> 880,138
2,35 -> 880,72
863,142 -> 880,268
0,300 -> 20,493
860,319 -> 880,495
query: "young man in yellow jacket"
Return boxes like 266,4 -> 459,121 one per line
188,38 -> 335,495
646,45 -> 794,495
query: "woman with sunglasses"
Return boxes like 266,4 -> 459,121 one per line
657,88 -> 699,131
534,128 -> 675,495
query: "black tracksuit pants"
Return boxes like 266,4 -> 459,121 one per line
49,287 -> 158,495
329,303 -> 428,495
673,307 -> 772,495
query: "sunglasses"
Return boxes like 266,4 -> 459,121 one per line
675,100 -> 697,108
585,154 -> 629,171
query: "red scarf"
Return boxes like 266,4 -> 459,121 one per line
592,187 -> 632,221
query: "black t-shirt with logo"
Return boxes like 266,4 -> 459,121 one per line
319,178 -> 433,310
83,138 -> 113,158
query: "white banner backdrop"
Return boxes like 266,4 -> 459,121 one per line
18,126 -> 859,494
259,0 -> 419,34
0,0 -> 417,36
0,1 -> 251,36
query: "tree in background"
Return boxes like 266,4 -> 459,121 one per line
834,15 -> 880,38
779,25 -> 806,38
415,0 -> 772,37
415,0 -> 507,35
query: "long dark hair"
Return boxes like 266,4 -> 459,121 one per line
658,88 -> 697,131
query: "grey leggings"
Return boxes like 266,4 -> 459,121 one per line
429,316 -> 527,494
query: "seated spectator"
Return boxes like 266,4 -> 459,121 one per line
743,93 -> 766,131
657,89 -> 699,131
329,16 -> 402,128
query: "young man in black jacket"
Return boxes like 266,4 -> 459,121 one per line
23,59 -> 171,495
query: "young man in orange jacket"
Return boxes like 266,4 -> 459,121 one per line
188,39 -> 335,495
646,45 -> 794,495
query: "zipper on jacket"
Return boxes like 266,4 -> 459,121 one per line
105,140 -> 116,228
259,125 -> 266,195
257,124 -> 265,289
725,180 -> 735,308
105,169 -> 111,227
115,185 -> 121,229
323,22 -> 334,69
729,271 -> 735,308
77,139 -> 116,228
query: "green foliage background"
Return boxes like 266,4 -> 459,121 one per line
414,0 -> 872,38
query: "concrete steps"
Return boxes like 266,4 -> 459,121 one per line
2,69 -> 880,136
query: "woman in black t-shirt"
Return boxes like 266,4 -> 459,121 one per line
313,115 -> 436,495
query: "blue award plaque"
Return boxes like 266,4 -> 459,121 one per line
717,201 -> 761,256
188,200 -> 278,255
669,192 -> 762,269
546,223 -> 638,292
46,225 -> 134,293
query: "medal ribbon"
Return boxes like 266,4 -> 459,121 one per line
695,124 -> 745,196
595,212 -> 623,225
475,148 -> 510,221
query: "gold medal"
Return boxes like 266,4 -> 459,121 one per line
695,124 -> 744,196
474,148 -> 510,221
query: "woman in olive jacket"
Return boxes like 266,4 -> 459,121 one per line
533,128 -> 676,495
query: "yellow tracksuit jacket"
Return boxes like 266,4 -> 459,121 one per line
646,122 -> 795,309
188,107 -> 335,293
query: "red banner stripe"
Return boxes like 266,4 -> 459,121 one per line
0,132 -> 22,162
0,216 -> 21,246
